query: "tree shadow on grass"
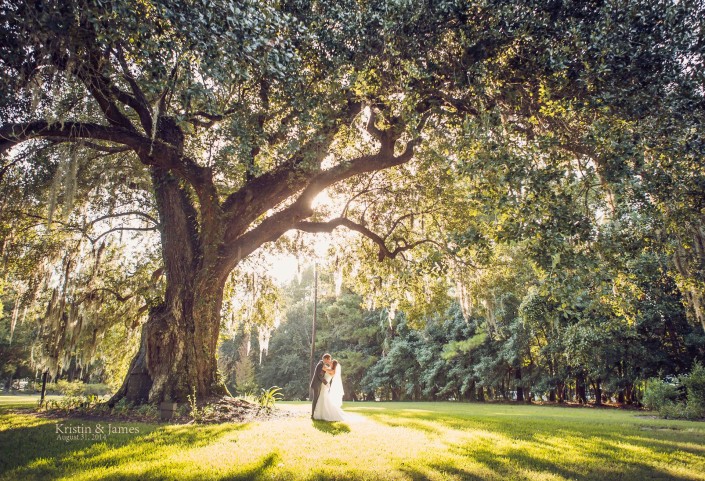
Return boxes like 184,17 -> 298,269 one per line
312,420 -> 350,435
361,408 -> 704,481
0,414 -> 248,481
95,452 -> 281,481
458,441 -> 697,481
396,446 -> 698,481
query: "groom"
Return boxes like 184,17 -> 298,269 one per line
310,353 -> 331,419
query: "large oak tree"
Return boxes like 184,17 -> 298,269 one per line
1,0 -> 700,404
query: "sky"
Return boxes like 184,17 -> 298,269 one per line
256,189 -> 342,286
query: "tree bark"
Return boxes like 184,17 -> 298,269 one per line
40,371 -> 48,404
468,380 -> 476,401
557,380 -> 565,403
110,166 -> 228,405
576,373 -> 587,404
515,366 -> 524,402
5,369 -> 15,392
592,379 -> 603,406
110,284 -> 226,404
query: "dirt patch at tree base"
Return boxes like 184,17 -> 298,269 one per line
20,396 -> 302,424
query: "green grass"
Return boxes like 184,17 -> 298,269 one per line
1,395 -> 704,480
0,394 -> 63,410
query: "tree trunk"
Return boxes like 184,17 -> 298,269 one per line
110,284 -> 226,404
576,373 -> 587,404
593,379 -> 602,406
110,167 -> 229,405
557,380 -> 565,403
40,371 -> 48,404
625,383 -> 634,404
468,380 -> 476,401
515,366 -> 524,402
5,371 -> 14,392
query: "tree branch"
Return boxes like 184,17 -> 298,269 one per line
383,210 -> 435,242
81,287 -> 135,304
0,120 -> 212,203
85,211 -> 159,228
72,52 -> 137,131
221,100 -> 364,241
114,44 -> 154,135
219,134 -> 418,275
91,226 -> 158,243
365,108 -> 386,141
294,217 -> 437,261
77,141 -> 132,154
0,121 -> 147,156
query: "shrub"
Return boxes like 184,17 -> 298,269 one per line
258,386 -> 283,411
83,384 -> 112,396
647,362 -> 705,420
134,403 -> 159,420
642,379 -> 679,411
658,401 -> 683,419
659,400 -> 705,420
40,381 -> 111,396
56,380 -> 84,396
111,398 -> 132,415
236,381 -> 258,398
681,361 -> 705,411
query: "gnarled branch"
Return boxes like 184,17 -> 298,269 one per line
0,121 -> 147,155
219,133 -> 418,276
295,217 -> 439,261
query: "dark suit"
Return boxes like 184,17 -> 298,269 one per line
310,360 -> 328,417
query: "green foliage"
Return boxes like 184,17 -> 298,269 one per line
680,361 -> 705,417
133,403 -> 159,421
187,387 -> 201,423
54,380 -> 84,396
642,379 -> 680,412
658,401 -> 705,421
41,393 -> 103,414
33,381 -> 111,396
234,343 -> 258,397
257,386 -> 283,411
256,254 -> 704,405
442,332 -> 487,360
110,398 -> 133,416
646,362 -> 705,420
254,290 -> 315,400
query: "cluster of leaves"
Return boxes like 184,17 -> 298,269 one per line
643,362 -> 705,420
257,386 -> 283,411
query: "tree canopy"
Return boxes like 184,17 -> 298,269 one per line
1,0 -> 703,404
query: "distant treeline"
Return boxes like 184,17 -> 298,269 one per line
219,274 -> 705,405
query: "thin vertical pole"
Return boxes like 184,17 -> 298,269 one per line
40,371 -> 48,405
310,262 -> 318,380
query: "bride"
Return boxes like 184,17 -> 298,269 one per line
312,359 -> 345,421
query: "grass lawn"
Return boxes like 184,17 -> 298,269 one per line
1,395 -> 704,480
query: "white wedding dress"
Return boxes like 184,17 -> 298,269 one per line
313,367 -> 345,422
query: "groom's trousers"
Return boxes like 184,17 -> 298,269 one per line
311,384 -> 322,417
